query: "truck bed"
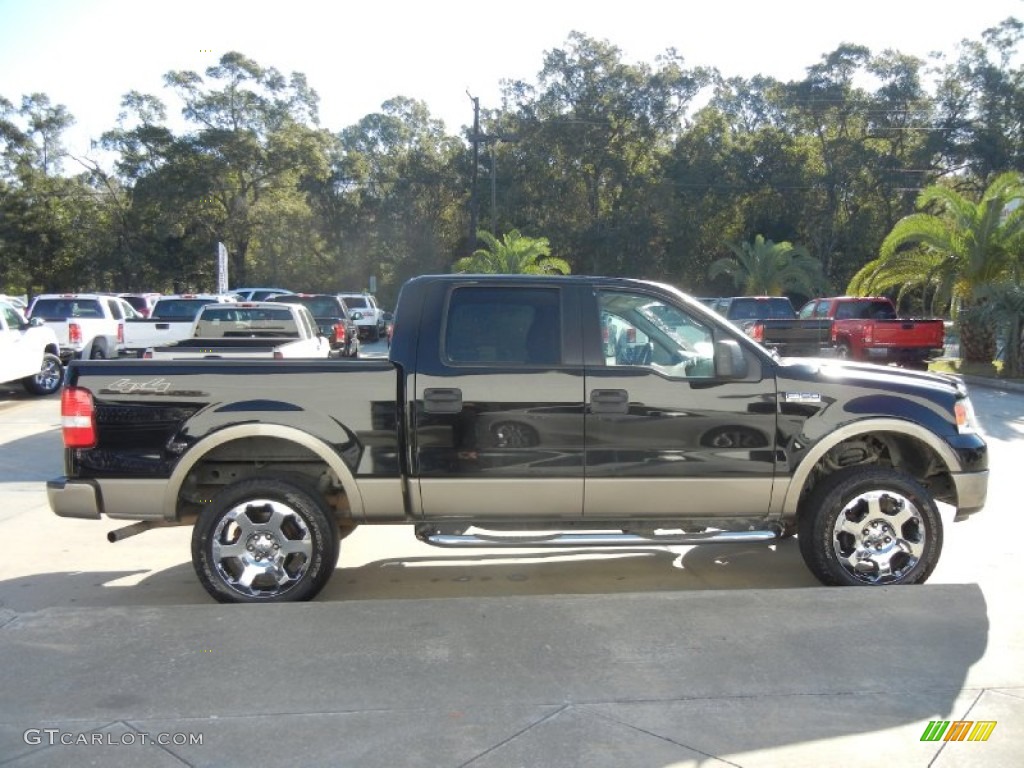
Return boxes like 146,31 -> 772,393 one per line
147,336 -> 319,359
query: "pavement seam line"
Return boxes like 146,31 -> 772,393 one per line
581,705 -> 745,768
455,704 -> 570,768
122,720 -> 197,768
926,688 -> 985,768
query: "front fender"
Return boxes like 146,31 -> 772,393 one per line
775,417 -> 962,517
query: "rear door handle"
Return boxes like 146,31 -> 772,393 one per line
424,387 -> 463,413
590,388 -> 628,415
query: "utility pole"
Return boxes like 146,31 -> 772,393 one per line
467,92 -> 481,254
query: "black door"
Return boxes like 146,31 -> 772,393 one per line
583,286 -> 778,519
412,281 -> 586,519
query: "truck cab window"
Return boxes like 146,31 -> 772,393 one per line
598,291 -> 714,377
444,286 -> 561,365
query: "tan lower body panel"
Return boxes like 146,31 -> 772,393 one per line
584,477 -> 775,518
417,478 -> 583,519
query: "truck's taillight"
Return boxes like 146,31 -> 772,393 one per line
61,387 -> 97,448
333,323 -> 346,343
117,322 -> 124,343
69,322 -> 82,344
749,322 -> 764,342
864,324 -> 873,343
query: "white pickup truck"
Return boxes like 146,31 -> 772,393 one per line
144,301 -> 330,360
121,294 -> 237,357
26,293 -> 138,362
0,299 -> 64,395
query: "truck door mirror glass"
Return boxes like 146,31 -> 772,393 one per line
714,339 -> 749,379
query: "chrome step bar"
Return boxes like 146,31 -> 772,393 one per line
416,528 -> 781,549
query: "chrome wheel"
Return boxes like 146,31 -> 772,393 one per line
798,467 -> 942,586
23,353 -> 63,395
830,490 -> 925,584
192,477 -> 340,603
210,499 -> 314,597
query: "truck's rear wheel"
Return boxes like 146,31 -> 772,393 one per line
192,477 -> 340,603
835,341 -> 852,360
22,353 -> 63,395
798,467 -> 942,586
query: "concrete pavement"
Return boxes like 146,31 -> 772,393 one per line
0,371 -> 1022,767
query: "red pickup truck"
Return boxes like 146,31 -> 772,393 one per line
797,297 -> 945,367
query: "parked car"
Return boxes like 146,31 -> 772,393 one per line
712,296 -> 833,357
0,299 -> 63,395
798,297 -> 946,368
26,293 -> 138,361
337,292 -> 387,342
0,294 -> 29,310
118,292 -> 162,318
267,293 -> 360,358
122,293 -> 238,357
144,301 -> 330,360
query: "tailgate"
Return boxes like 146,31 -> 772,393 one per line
870,319 -> 945,346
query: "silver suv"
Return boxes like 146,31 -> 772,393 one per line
337,292 -> 386,342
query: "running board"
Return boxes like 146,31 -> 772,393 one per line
415,527 -> 781,549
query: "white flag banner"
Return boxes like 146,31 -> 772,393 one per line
216,242 -> 229,294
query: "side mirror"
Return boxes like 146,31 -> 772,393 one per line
28,317 -> 45,328
350,311 -> 363,321
714,339 -> 749,379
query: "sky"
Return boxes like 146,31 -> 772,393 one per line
2,0 -> 1023,166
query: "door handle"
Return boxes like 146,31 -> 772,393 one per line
590,388 -> 628,415
423,387 -> 463,413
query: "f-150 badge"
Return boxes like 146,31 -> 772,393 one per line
783,392 -> 822,403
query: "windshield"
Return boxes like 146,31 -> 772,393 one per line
29,298 -> 103,320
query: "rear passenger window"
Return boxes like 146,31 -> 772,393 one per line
444,287 -> 561,365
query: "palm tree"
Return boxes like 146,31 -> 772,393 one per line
847,172 -> 1024,362
453,230 -> 571,275
708,234 -> 824,296
974,282 -> 1024,376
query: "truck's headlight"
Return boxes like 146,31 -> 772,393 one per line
955,397 -> 978,434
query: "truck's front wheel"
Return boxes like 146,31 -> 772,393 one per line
192,477 -> 340,603
798,467 -> 942,586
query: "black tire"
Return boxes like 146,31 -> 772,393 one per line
22,353 -> 64,396
349,339 -> 359,358
191,477 -> 340,603
89,341 -> 108,360
835,341 -> 852,360
368,326 -> 379,343
798,467 -> 942,586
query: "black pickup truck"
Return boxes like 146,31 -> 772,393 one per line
47,275 -> 988,602
711,296 -> 833,357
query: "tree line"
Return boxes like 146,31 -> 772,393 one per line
1,22 -> 1022,313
